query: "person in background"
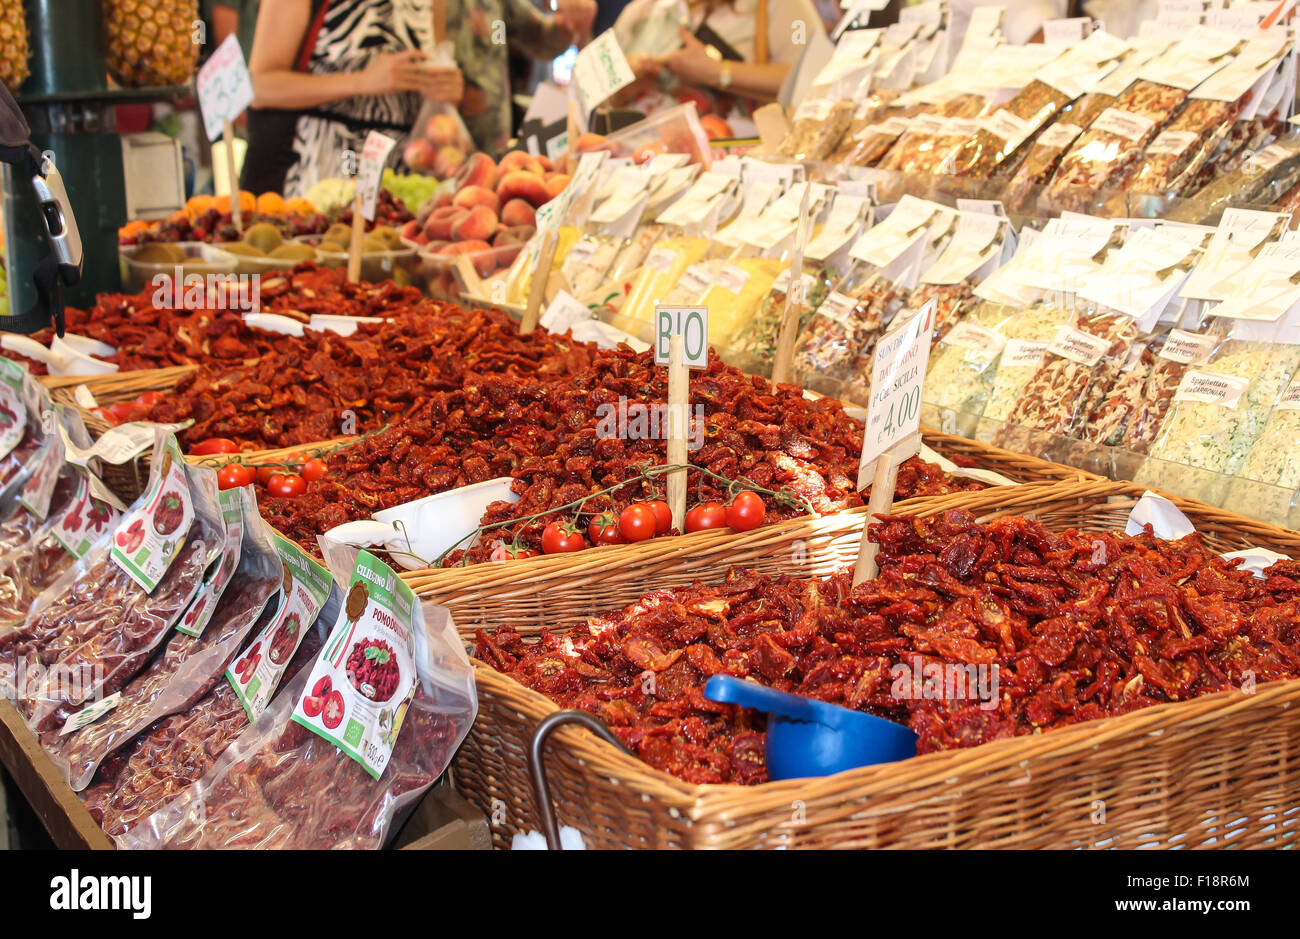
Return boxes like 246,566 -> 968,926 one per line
207,0 -> 260,55
451,0 -> 598,153
245,0 -> 464,197
615,0 -> 828,125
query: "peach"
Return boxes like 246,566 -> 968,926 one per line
493,224 -> 535,246
437,238 -> 496,276
500,198 -> 536,228
454,151 -> 498,191
498,150 -> 544,176
400,219 -> 421,240
402,138 -> 435,172
426,113 -> 461,148
536,154 -> 554,172
451,205 -> 499,242
543,174 -> 570,200
424,205 -> 467,242
453,184 -> 501,214
432,145 -> 465,179
496,170 -> 550,209
436,239 -> 492,255
575,132 -> 609,153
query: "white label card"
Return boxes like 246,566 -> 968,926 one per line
356,131 -> 398,222
857,299 -> 935,484
197,35 -> 255,141
654,306 -> 709,368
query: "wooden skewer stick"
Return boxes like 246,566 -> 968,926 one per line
223,119 -> 242,234
853,442 -> 906,586
666,333 -> 689,532
521,230 -> 558,335
347,194 -> 365,284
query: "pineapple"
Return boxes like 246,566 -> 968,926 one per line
104,0 -> 199,88
0,0 -> 30,93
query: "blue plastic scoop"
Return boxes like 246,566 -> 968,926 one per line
704,675 -> 917,780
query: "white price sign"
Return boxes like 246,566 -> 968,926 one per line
356,131 -> 398,221
654,305 -> 709,368
197,35 -> 255,141
857,299 -> 935,486
570,29 -> 636,123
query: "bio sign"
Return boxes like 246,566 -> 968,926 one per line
654,305 -> 708,368
197,35 -> 255,141
857,299 -> 935,486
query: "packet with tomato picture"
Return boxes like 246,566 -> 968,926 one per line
227,533 -> 336,721
0,359 -> 46,501
125,544 -> 475,849
0,405 -> 94,564
43,486 -> 283,790
1,431 -> 225,727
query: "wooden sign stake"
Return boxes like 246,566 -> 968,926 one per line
666,333 -> 688,532
521,230 -> 558,335
853,434 -> 920,586
222,118 -> 242,234
347,194 -> 365,284
771,185 -> 812,385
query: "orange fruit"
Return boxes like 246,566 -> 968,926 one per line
256,192 -> 286,214
237,190 -> 256,214
185,194 -> 215,217
285,196 -> 315,215
214,194 -> 231,213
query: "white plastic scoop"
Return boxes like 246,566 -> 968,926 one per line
1,333 -> 120,376
321,477 -> 520,570
242,312 -> 306,337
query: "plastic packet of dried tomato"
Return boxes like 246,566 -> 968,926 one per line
44,486 -> 282,791
0,360 -> 52,502
1,432 -> 225,730
83,616 -> 326,842
122,547 -> 476,849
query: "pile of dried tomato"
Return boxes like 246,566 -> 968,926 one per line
477,510 -> 1300,785
258,348 -> 984,562
0,265 -> 422,374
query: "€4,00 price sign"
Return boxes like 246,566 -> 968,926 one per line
197,35 -> 255,142
654,306 -> 709,368
857,298 -> 936,488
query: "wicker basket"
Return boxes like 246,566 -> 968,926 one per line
49,366 -> 198,438
449,478 -> 1300,849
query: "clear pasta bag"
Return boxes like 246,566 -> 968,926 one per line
923,300 -> 1020,433
1228,371 -> 1300,523
122,546 -> 475,849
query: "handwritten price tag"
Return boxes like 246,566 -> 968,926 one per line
570,29 -> 636,122
857,298 -> 935,486
197,35 -> 255,141
356,131 -> 398,221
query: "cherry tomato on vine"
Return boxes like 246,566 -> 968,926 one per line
619,503 -> 658,542
257,465 -> 280,485
541,522 -> 586,554
300,457 -> 329,482
490,543 -> 538,562
685,501 -> 727,533
645,499 -> 672,534
588,513 -> 625,545
267,474 -> 307,498
726,491 -> 767,532
191,438 -> 240,456
106,402 -> 140,424
217,463 -> 255,490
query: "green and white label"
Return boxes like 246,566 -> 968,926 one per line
654,305 -> 709,368
227,534 -> 333,720
291,551 -> 421,780
0,358 -> 26,461
176,487 -> 245,638
110,435 -> 193,593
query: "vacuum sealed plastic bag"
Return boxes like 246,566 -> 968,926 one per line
44,487 -> 281,791
122,547 -> 475,849
1120,327 -> 1223,453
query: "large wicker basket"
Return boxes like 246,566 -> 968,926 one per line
446,479 -> 1300,849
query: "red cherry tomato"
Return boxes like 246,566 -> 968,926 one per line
725,491 -> 767,532
685,501 -> 727,533
217,463 -> 255,490
106,402 -> 137,424
541,522 -> 586,554
135,391 -> 165,407
301,457 -> 328,482
267,474 -> 307,498
646,499 -> 672,534
256,465 -> 279,485
619,503 -> 658,542
587,513 -> 625,545
190,437 -> 240,456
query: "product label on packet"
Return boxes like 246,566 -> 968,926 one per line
1277,376 -> 1300,412
1159,328 -> 1218,364
227,534 -> 333,720
49,471 -> 121,560
1089,108 -> 1156,142
1174,369 -> 1250,408
18,431 -> 64,521
1048,326 -> 1112,367
0,358 -> 26,461
110,435 -> 193,593
1002,338 -> 1049,369
292,551 -> 421,780
175,487 -> 245,638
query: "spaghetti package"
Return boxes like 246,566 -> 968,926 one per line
1168,130 -> 1300,223
923,300 -> 1019,423
1121,327 -> 1225,453
980,304 -> 1077,427
1079,336 -> 1159,446
618,236 -> 711,325
876,94 -> 986,174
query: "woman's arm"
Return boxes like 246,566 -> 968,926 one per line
659,28 -> 789,102
249,0 -> 462,108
